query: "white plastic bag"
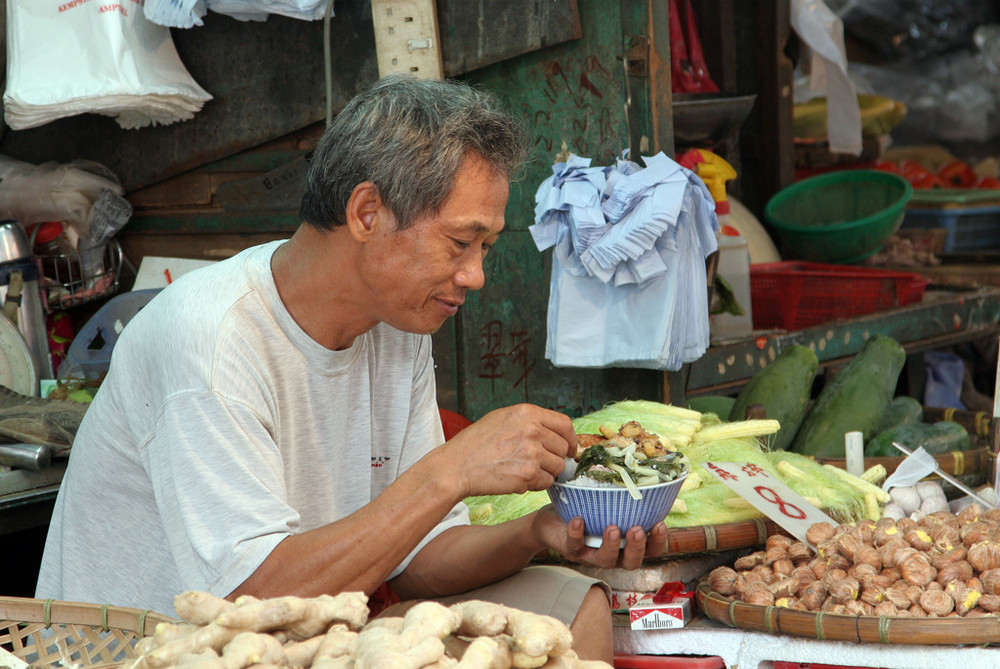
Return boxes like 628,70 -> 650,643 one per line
144,0 -> 331,28
4,1 -> 213,130
790,0 -> 862,155
0,157 -> 131,240
881,447 -> 938,491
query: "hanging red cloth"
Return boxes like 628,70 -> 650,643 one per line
669,0 -> 720,93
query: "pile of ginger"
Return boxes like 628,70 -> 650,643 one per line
123,591 -> 611,669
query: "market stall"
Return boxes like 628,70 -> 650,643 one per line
3,1 -> 1000,668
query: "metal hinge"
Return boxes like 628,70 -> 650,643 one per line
625,35 -> 649,77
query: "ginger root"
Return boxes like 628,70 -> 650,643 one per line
503,608 -> 572,659
453,601 -> 507,638
282,634 -> 326,668
399,602 -> 461,646
176,592 -> 237,626
220,632 -> 286,669
175,649 -> 223,669
453,636 -> 510,669
215,593 -> 369,639
125,591 -> 606,669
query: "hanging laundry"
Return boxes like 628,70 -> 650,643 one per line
4,1 -> 212,130
144,0 -> 331,28
530,152 -> 719,371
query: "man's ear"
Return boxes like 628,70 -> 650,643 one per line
345,182 -> 385,242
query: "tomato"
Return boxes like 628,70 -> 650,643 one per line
870,159 -> 901,174
938,159 -> 977,188
973,175 -> 1000,189
911,173 -> 946,189
898,159 -> 932,181
896,159 -> 936,187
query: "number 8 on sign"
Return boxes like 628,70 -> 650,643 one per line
754,485 -> 806,519
701,460 -> 836,546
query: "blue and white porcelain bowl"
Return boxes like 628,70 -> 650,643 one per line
547,472 -> 688,548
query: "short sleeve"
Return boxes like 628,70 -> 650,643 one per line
139,390 -> 295,597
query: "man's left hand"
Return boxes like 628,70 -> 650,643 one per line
532,506 -> 668,570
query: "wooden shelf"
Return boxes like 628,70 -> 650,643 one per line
667,285 -> 1000,402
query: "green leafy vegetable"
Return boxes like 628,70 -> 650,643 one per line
572,442 -> 688,492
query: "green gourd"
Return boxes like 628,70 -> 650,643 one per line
865,420 -> 970,458
791,335 -> 906,457
728,344 -> 819,450
687,395 -> 737,419
875,395 -> 924,434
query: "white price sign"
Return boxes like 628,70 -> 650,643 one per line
702,461 -> 836,546
0,646 -> 28,669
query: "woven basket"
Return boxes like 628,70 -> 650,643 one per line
0,597 -> 174,669
663,518 -> 787,556
696,582 -> 1000,646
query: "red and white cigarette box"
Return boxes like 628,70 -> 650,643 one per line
628,582 -> 693,631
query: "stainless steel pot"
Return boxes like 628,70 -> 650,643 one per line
0,220 -> 54,389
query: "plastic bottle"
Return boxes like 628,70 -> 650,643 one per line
678,149 -> 753,341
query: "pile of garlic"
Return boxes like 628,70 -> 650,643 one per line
883,481 -> 948,521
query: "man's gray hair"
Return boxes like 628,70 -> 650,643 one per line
299,74 -> 528,230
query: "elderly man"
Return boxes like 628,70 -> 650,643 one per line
36,74 -> 667,662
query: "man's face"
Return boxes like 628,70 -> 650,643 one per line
361,154 -> 509,334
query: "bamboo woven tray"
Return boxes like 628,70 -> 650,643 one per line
663,517 -> 788,556
0,597 -> 173,669
696,581 -> 1000,646
815,447 -> 992,478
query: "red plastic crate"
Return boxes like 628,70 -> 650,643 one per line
774,661 -> 879,669
614,654 -> 726,669
750,261 -> 930,331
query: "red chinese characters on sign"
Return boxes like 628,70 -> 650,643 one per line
704,462 -> 738,481
741,463 -> 767,477
478,320 -> 535,400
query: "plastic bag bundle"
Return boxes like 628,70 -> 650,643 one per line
144,0 -> 331,28
4,1 -> 212,130
530,152 -> 719,371
0,156 -> 132,243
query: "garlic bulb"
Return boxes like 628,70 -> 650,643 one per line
919,495 -> 948,515
882,502 -> 907,521
915,480 -> 946,502
890,486 -> 922,514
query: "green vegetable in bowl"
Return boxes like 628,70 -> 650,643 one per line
572,442 -> 689,500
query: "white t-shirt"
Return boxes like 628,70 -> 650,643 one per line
35,240 -> 469,617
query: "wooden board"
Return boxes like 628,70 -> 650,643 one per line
680,286 -> 1000,399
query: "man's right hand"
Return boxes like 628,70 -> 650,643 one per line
441,403 -> 575,498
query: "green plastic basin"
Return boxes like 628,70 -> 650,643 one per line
764,170 -> 913,264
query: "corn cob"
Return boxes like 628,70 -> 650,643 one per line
822,463 -> 891,504
859,464 -> 888,487
692,419 -> 781,445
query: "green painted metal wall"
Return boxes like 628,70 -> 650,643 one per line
444,0 -> 670,420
